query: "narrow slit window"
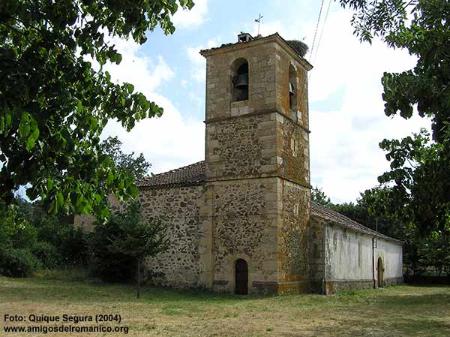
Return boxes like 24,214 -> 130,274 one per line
289,65 -> 297,111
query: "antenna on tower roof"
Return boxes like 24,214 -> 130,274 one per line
255,14 -> 263,36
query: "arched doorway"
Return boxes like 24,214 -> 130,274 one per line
377,257 -> 384,288
235,259 -> 248,295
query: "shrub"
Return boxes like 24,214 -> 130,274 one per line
0,204 -> 38,250
88,202 -> 168,288
0,248 -> 42,277
31,242 -> 60,269
88,222 -> 136,282
34,214 -> 89,266
58,227 -> 89,266
0,202 -> 89,276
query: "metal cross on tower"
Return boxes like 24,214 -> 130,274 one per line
255,14 -> 263,36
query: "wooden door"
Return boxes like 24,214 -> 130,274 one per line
377,257 -> 384,288
235,259 -> 248,295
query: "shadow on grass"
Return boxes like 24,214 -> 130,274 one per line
0,275 -> 263,305
309,316 -> 450,337
375,292 -> 450,307
2,276 -> 450,310
388,317 -> 450,336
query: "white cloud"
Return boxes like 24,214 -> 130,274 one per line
186,48 -> 205,82
172,0 -> 208,29
103,95 -> 204,174
102,37 -> 204,174
105,38 -> 174,93
305,10 -> 430,203
310,109 -> 428,203
186,38 -> 220,82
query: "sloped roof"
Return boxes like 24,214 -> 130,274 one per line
137,161 -> 401,243
137,161 -> 205,188
311,202 -> 402,243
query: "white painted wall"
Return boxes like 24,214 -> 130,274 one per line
325,224 -> 402,282
375,238 -> 403,280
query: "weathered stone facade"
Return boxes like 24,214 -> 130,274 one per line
199,34 -> 314,294
139,185 -> 208,288
209,178 -> 278,293
75,33 -> 403,295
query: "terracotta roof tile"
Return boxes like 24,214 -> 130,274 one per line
311,201 -> 402,243
137,161 -> 206,188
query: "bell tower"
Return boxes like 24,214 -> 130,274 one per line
201,33 -> 313,294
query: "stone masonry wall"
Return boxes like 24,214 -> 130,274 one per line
139,185 -> 210,288
276,113 -> 310,187
308,215 -> 326,293
204,36 -> 313,294
209,178 -> 279,294
206,113 -> 277,180
277,180 -> 310,293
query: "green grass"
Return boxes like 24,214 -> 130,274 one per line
1,275 -> 449,336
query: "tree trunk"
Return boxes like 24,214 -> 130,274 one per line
136,259 -> 141,299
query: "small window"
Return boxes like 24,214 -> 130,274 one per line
289,65 -> 297,111
291,137 -> 298,157
232,58 -> 249,101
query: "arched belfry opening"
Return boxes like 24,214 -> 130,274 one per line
232,58 -> 249,101
235,259 -> 248,295
377,257 -> 384,288
289,64 -> 297,111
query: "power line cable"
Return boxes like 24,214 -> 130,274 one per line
309,0 -> 325,59
313,0 -> 333,63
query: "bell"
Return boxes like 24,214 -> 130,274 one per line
289,82 -> 295,96
234,73 -> 249,88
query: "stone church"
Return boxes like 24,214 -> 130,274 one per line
81,33 -> 403,295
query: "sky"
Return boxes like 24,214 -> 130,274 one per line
102,0 -> 429,204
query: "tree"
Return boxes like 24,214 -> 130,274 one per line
378,130 -> 450,275
101,136 -> 151,180
311,186 -> 332,206
0,0 -> 194,218
418,230 -> 450,276
378,129 -> 449,233
0,202 -> 42,276
339,1 -> 450,269
90,201 -> 168,298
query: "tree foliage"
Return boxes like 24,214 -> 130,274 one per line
339,0 -> 450,274
0,199 -> 89,276
378,129 -> 450,233
100,136 -> 151,180
311,186 -> 332,206
108,201 -> 168,297
89,201 -> 168,295
0,0 -> 194,218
